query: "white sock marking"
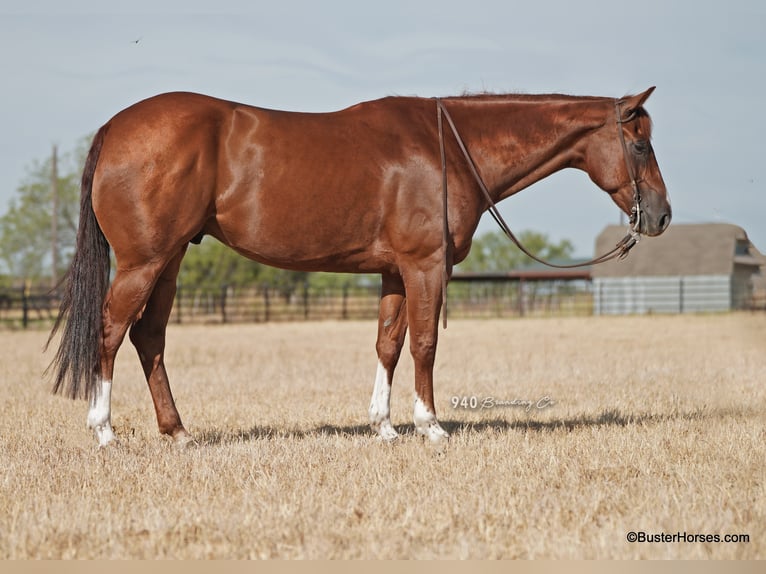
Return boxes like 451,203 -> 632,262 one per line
414,396 -> 449,444
87,380 -> 117,447
369,361 -> 398,441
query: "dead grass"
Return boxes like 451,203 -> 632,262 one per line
0,314 -> 764,559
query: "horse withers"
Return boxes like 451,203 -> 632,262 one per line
47,88 -> 670,447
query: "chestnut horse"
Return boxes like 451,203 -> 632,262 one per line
48,88 -> 670,447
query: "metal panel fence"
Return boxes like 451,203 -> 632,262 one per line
593,275 -> 733,315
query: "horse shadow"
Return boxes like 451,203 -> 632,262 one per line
194,406 -> 723,447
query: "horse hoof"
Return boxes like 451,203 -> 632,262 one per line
373,422 -> 399,443
376,431 -> 399,443
93,424 -> 118,449
96,437 -> 120,450
172,432 -> 197,449
416,423 -> 450,446
429,429 -> 450,445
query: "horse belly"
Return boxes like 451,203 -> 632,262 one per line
212,184 -> 390,273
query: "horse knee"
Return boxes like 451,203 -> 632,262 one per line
376,337 -> 403,367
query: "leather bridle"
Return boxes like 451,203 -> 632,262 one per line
435,97 -> 643,270
615,98 -> 644,236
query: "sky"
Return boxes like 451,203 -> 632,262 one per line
1,0 -> 764,257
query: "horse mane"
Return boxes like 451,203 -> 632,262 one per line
444,90 -> 609,103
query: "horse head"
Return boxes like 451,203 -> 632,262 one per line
578,87 -> 671,237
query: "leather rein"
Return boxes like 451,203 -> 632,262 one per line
434,97 -> 643,326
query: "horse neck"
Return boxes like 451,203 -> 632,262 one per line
444,95 -> 612,201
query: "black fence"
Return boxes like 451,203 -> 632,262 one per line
448,271 -> 593,318
171,277 -> 596,325
1,276 -> 595,329
172,283 -> 382,324
2,275 -> 763,330
0,287 -> 60,329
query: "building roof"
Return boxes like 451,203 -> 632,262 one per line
451,268 -> 591,282
591,222 -> 765,278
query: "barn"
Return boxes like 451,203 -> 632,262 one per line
591,223 -> 765,314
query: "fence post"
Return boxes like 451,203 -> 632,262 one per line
21,286 -> 29,329
597,281 -> 603,315
221,284 -> 228,324
679,277 -> 684,314
342,283 -> 349,320
175,284 -> 182,324
263,286 -> 270,322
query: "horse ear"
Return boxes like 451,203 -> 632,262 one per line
620,86 -> 655,119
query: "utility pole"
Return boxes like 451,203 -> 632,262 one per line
51,144 -> 59,290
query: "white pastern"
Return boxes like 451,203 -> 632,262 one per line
414,396 -> 449,444
87,380 -> 117,447
369,361 -> 399,441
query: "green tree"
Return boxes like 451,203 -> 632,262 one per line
457,229 -> 575,272
308,271 -> 378,292
0,138 -> 89,284
179,236 -> 309,299
179,238 -> 381,297
179,238 -> 260,290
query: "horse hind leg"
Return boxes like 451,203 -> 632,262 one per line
88,262 -> 168,447
369,274 -> 408,441
87,379 -> 117,447
128,248 -> 193,446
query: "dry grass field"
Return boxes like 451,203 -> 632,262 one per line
0,314 -> 764,559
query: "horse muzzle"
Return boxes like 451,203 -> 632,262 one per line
637,198 -> 671,237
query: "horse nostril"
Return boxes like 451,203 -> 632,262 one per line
659,212 -> 671,232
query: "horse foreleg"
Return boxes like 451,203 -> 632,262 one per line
129,248 -> 192,446
403,265 -> 449,444
369,273 -> 408,441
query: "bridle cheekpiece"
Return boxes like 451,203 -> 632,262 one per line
614,98 -> 644,249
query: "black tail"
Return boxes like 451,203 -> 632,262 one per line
46,125 -> 111,400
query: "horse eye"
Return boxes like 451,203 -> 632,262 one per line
632,140 -> 649,156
